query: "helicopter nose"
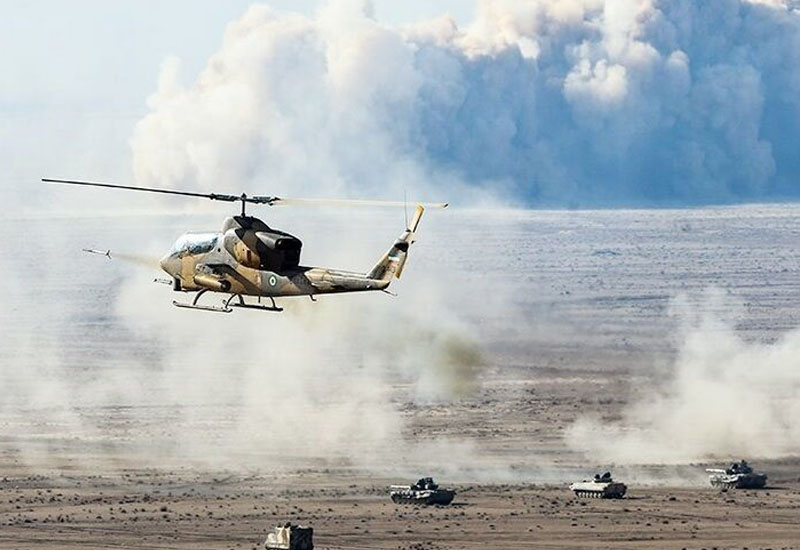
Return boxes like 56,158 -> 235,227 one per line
160,253 -> 180,277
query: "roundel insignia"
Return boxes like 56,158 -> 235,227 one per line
268,275 -> 278,287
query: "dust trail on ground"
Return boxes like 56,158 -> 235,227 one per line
0,219 -> 494,476
567,290 -> 800,464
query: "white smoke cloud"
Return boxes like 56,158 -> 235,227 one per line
566,289 -> 800,463
130,0 -> 800,207
107,267 -> 485,469
0,213 -> 487,474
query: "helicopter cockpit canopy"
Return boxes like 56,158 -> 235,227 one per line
170,232 -> 218,256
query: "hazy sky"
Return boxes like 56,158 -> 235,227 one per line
0,1 -> 473,112
0,1 -> 473,214
4,0 -> 800,213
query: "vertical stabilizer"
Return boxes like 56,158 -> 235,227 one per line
368,205 -> 424,283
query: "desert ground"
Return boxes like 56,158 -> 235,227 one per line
2,206 -> 800,548
3,380 -> 800,550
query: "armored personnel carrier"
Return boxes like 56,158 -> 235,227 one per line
389,477 -> 455,505
569,472 -> 627,498
264,522 -> 313,550
707,460 -> 767,490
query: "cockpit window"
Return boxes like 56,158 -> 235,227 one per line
171,233 -> 217,255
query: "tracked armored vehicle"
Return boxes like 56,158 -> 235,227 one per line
707,460 -> 767,490
264,522 -> 313,550
390,477 -> 455,505
569,472 -> 627,499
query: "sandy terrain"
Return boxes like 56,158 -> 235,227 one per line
3,207 -> 800,548
3,461 -> 800,549
3,370 -> 800,549
3,475 -> 800,550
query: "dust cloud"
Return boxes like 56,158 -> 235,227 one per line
110,267 -> 486,470
132,0 -> 800,207
0,216 -> 489,475
566,290 -> 800,464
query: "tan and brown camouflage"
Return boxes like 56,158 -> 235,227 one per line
159,205 -> 426,311
43,177 -> 441,313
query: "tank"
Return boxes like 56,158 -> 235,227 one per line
569,472 -> 627,499
264,522 -> 313,550
707,460 -> 767,490
389,477 -> 456,505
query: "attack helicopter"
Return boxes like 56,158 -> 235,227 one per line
44,178 -> 447,313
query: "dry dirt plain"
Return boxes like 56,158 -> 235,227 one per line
2,370 -> 799,550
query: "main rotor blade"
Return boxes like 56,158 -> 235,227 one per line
42,178 -> 243,203
43,178 -> 449,209
267,197 -> 449,209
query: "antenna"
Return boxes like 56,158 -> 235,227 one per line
404,189 -> 408,230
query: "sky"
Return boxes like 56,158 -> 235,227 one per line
3,0 -> 800,214
0,1 -> 474,112
0,1 -> 472,214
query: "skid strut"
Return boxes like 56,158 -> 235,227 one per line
226,293 -> 283,312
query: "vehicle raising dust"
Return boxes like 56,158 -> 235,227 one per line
390,477 -> 456,505
569,472 -> 627,499
707,460 -> 768,490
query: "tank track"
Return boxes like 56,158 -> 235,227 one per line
391,494 -> 433,505
390,490 -> 455,505
571,489 -> 623,499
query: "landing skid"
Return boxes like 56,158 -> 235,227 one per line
173,301 -> 232,313
172,290 -> 284,313
173,289 -> 233,313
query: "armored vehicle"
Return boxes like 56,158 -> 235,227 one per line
264,522 -> 313,550
707,460 -> 767,490
390,477 -> 455,505
569,472 -> 627,498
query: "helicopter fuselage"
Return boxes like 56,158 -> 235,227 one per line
43,177 -> 439,313
159,215 -> 400,305
161,245 -> 388,297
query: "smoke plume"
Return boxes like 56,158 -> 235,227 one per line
567,290 -> 800,463
0,214 -> 487,474
131,0 -> 800,207
109,264 -> 486,469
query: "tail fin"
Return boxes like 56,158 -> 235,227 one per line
368,205 -> 424,283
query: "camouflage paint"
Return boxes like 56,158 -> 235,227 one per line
160,205 -> 425,305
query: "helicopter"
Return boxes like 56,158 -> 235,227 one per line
44,178 -> 447,313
